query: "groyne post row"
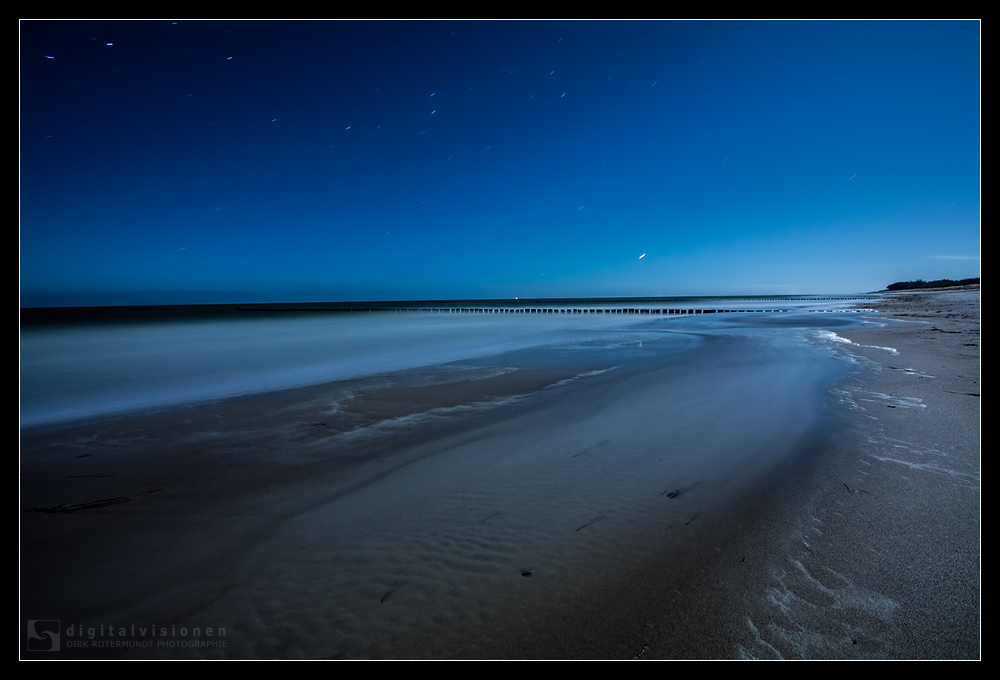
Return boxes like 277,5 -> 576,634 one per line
229,297 -> 877,316
369,306 -> 871,315
386,308 -> 783,314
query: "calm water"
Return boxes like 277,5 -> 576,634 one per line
19,298 -> 868,428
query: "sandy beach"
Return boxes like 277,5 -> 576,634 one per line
20,291 -> 979,659
653,289 -> 981,659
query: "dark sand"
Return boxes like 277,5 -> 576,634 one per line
702,289 -> 981,659
20,291 -> 979,659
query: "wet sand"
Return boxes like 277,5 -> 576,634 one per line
697,289 -> 981,659
20,292 -> 979,659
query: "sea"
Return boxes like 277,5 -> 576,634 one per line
19,296 -> 874,429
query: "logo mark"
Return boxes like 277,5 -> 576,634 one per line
27,620 -> 61,651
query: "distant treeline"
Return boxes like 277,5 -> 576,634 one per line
886,278 -> 980,291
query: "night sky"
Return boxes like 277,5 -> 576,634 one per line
20,20 -> 980,306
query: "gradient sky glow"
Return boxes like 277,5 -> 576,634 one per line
20,20 -> 981,306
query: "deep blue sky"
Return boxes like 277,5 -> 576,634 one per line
20,20 -> 980,306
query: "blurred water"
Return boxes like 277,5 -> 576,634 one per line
19,312 -> 650,427
19,299 -> 866,428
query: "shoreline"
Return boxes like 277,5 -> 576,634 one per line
20,293 -> 979,659
683,289 -> 981,659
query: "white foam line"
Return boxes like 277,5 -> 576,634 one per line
870,455 -> 980,482
888,367 -> 935,378
814,330 -> 899,355
857,391 -> 925,409
335,367 -> 616,440
543,365 -> 619,390
335,394 -> 529,440
882,438 -> 948,457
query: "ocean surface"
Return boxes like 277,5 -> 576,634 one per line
20,298 -> 871,428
